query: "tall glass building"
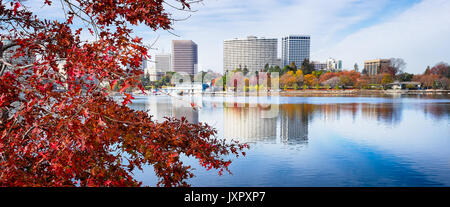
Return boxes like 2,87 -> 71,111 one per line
282,35 -> 310,67
172,40 -> 198,75
223,36 -> 278,73
155,53 -> 171,73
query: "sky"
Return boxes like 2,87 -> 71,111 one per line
28,0 -> 450,74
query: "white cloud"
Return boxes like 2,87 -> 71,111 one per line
25,0 -> 450,74
317,0 -> 450,73
146,0 -> 397,72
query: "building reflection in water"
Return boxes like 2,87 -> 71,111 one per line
129,96 -> 450,148
279,104 -> 309,145
360,103 -> 402,125
222,103 -> 313,145
309,102 -> 402,126
130,96 -> 199,124
223,104 -> 278,143
422,103 -> 449,121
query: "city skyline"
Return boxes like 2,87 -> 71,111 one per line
223,36 -> 279,73
282,35 -> 310,67
140,0 -> 450,74
27,0 -> 450,74
172,40 -> 198,75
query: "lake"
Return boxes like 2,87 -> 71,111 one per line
128,94 -> 450,187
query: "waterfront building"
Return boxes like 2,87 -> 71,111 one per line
223,36 -> 278,73
311,61 -> 327,71
364,59 -> 391,76
326,58 -> 342,71
172,40 -> 198,75
155,53 -> 171,73
146,66 -> 165,81
281,35 -> 310,67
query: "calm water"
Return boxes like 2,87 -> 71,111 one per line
128,94 -> 450,187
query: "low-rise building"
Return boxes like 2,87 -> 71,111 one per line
364,59 -> 391,76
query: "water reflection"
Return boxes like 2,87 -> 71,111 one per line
279,104 -> 309,144
223,105 -> 278,142
422,103 -> 450,120
360,103 -> 402,125
130,95 -> 450,143
128,95 -> 450,187
130,96 -> 199,124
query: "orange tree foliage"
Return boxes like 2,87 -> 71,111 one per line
319,71 -> 360,86
0,0 -> 248,186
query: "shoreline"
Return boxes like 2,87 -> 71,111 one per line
124,89 -> 450,97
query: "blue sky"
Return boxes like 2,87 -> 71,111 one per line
28,0 -> 450,74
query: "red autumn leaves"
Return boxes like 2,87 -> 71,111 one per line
0,0 -> 248,187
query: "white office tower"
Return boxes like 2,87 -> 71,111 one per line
282,35 -> 310,67
223,36 -> 278,73
172,40 -> 198,75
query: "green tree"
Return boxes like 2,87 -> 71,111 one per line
243,66 -> 249,76
381,73 -> 394,88
264,63 -> 270,72
300,58 -> 314,75
398,72 -> 414,82
289,61 -> 297,71
354,63 -> 359,72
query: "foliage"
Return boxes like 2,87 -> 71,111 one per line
381,73 -> 394,86
397,72 -> 414,82
322,76 -> 340,88
425,62 -> 450,78
300,58 -> 314,75
304,74 -> 318,87
414,74 -> 440,89
0,0 -> 248,187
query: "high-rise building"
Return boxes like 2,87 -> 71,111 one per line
282,35 -> 310,67
364,59 -> 391,76
223,36 -> 278,73
311,61 -> 327,71
172,40 -> 198,75
155,53 -> 171,73
326,58 -> 342,71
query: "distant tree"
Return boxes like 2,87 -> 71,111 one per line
418,74 -> 440,89
381,73 -> 394,88
354,63 -> 359,72
319,72 -> 339,83
361,68 -> 368,75
339,75 -> 352,87
301,58 -> 314,75
268,65 -> 282,74
341,70 -> 361,85
304,74 -> 318,87
323,76 -> 340,88
282,65 -> 290,75
312,70 -> 324,78
437,77 -> 449,89
355,79 -> 369,89
424,66 -> 431,75
280,71 -> 297,88
140,73 -> 151,87
264,63 -> 270,72
232,68 -> 243,73
289,61 -> 297,71
427,62 -> 450,78
243,67 -> 249,76
389,58 -> 406,75
397,72 -> 414,82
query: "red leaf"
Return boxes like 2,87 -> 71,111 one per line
119,83 -> 129,93
98,117 -> 106,126
13,2 -> 20,15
